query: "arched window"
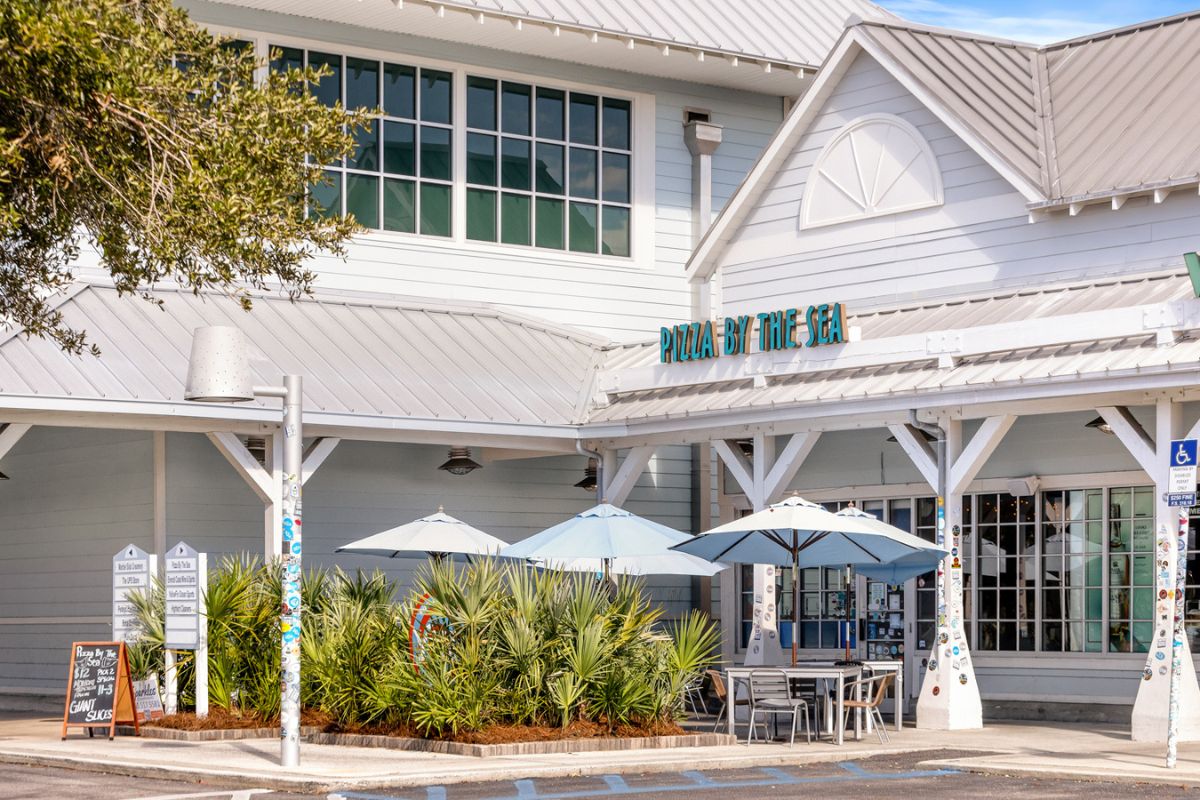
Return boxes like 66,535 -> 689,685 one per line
801,113 -> 943,229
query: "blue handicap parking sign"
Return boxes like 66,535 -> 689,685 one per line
1172,439 -> 1197,467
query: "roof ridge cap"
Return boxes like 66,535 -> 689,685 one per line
854,17 -> 1037,49
1041,10 -> 1200,51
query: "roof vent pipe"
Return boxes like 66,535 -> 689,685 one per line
684,114 -> 722,319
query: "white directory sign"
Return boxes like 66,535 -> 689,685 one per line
1167,439 -> 1198,507
164,541 -> 206,651
112,544 -> 152,642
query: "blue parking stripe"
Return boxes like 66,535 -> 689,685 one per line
332,763 -> 960,800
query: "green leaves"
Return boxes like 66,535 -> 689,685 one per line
126,553 -> 721,736
0,0 -> 367,353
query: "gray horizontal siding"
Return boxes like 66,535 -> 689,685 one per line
0,427 -> 153,692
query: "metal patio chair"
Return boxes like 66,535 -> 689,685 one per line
747,669 -> 811,745
706,668 -> 747,734
838,671 -> 894,743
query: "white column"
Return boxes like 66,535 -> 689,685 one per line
916,419 -> 983,730
714,432 -> 823,666
1127,399 -> 1200,741
893,415 -> 1013,730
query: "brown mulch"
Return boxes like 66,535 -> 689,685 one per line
148,708 -> 689,743
333,717 -> 688,744
146,707 -> 333,731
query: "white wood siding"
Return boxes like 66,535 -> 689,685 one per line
718,52 -> 1200,316
0,428 -> 153,694
154,0 -> 784,342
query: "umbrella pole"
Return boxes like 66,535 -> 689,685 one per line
844,564 -> 852,663
792,533 -> 799,666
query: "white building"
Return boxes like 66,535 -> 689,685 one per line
0,0 -> 885,709
4,1 -> 1200,737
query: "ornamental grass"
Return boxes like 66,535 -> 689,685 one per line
128,555 -> 719,738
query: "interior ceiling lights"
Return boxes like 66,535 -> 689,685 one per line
438,446 -> 482,476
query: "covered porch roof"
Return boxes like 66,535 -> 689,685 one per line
0,283 -> 604,452
4,269 -> 1200,451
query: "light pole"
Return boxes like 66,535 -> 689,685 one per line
184,326 -> 304,767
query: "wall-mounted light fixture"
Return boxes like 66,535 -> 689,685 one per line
574,459 -> 598,492
1085,416 -> 1114,435
438,447 -> 482,476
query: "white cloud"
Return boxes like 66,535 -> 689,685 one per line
883,0 -> 1123,43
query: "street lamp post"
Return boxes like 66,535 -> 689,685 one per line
184,326 -> 304,767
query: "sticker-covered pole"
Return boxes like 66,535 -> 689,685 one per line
279,375 -> 303,767
1168,507 -> 1188,767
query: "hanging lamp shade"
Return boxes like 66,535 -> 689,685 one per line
574,459 -> 598,492
438,447 -> 482,476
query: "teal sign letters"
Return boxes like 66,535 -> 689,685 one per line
660,303 -> 846,364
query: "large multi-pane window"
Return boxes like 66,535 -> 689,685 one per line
1107,487 -> 1155,652
975,493 -> 1035,651
734,487 -> 1168,655
272,46 -> 453,236
268,44 -> 635,255
1038,489 -> 1103,652
464,78 -> 632,255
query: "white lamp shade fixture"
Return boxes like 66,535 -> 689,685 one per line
185,326 -> 255,403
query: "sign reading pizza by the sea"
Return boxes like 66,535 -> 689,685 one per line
407,592 -> 450,670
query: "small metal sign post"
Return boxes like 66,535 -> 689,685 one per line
112,545 -> 153,643
164,542 -> 208,718
1166,439 -> 1196,767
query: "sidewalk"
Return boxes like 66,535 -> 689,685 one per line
3,713 -> 1200,793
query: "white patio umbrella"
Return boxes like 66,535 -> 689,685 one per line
500,502 -> 724,578
530,551 -> 726,577
672,496 -> 948,664
336,506 -> 506,560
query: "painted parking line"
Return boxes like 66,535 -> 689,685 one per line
330,762 -> 961,800
128,791 -> 273,800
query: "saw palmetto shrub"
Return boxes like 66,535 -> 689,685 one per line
131,555 -> 719,737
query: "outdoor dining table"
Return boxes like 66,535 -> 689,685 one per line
725,664 -> 863,745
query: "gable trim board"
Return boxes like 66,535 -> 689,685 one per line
686,12 -> 1200,281
685,26 -> 1043,282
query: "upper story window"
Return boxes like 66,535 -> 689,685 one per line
269,43 -> 637,259
464,78 -> 632,256
272,46 -> 454,237
801,113 -> 943,229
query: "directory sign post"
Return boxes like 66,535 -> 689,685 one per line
112,545 -> 153,643
164,541 -> 208,717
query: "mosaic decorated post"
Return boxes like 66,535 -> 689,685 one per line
916,494 -> 982,729
1132,436 -> 1200,743
743,564 -> 784,665
279,375 -> 303,766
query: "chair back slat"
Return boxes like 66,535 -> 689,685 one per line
748,670 -> 790,702
706,669 -> 727,702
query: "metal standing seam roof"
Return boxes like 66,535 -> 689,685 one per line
855,12 -> 1200,204
589,332 -> 1200,424
431,0 -> 898,67
0,284 -> 603,427
598,269 -> 1196,373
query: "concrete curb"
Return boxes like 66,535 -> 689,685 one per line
0,743 -> 943,793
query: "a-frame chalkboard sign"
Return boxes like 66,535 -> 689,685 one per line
61,641 -> 140,739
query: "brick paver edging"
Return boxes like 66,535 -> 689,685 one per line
306,731 -> 737,757
117,725 -> 325,741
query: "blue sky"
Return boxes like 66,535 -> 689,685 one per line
878,0 -> 1197,43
